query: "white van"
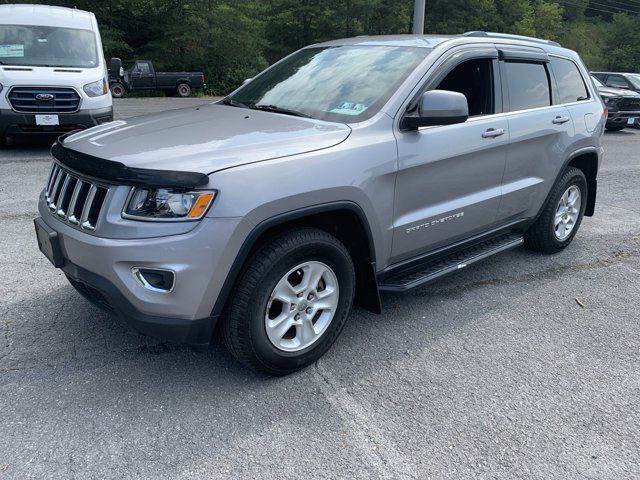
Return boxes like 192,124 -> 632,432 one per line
0,4 -> 113,146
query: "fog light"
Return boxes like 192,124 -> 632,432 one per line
132,267 -> 175,293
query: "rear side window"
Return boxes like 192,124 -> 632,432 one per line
504,61 -> 551,111
550,57 -> 589,103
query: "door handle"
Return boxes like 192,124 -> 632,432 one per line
482,128 -> 505,138
552,116 -> 570,124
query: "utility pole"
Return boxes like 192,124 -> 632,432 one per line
412,0 -> 426,34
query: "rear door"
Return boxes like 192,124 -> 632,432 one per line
391,47 -> 508,262
496,48 -> 574,222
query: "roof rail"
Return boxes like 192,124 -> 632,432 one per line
462,31 -> 561,48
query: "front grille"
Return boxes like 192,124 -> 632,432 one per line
45,163 -> 109,231
619,97 -> 640,111
8,86 -> 81,113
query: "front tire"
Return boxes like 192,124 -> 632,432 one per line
221,228 -> 355,375
110,82 -> 126,98
524,167 -> 587,254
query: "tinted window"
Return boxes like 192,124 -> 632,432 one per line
606,75 -> 629,88
504,61 -> 551,111
550,57 -> 589,103
435,58 -> 494,117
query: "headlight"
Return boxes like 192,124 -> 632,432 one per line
83,78 -> 108,97
123,188 -> 216,221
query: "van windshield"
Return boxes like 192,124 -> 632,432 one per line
0,25 -> 98,68
227,45 -> 428,123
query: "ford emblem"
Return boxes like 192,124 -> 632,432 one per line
36,93 -> 55,101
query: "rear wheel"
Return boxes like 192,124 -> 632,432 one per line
524,167 -> 587,254
221,227 -> 355,375
605,125 -> 626,132
110,82 -> 125,98
176,83 -> 191,97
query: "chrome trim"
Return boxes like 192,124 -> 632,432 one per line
80,184 -> 97,230
131,267 -> 176,293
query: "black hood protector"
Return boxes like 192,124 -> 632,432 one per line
51,133 -> 209,190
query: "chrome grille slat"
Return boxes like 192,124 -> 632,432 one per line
56,175 -> 72,217
66,180 -> 83,224
43,162 -> 109,232
80,185 -> 98,231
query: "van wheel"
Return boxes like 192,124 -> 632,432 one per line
221,228 -> 355,375
605,125 -> 625,132
524,167 -> 587,254
110,82 -> 125,98
176,83 -> 191,97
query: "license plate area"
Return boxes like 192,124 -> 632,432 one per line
628,117 -> 637,126
35,114 -> 59,126
34,217 -> 65,268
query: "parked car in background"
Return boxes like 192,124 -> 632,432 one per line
109,59 -> 205,98
0,4 -> 113,147
591,75 -> 640,131
592,71 -> 640,94
35,32 -> 604,374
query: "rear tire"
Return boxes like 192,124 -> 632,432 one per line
110,82 -> 126,98
524,167 -> 587,254
176,83 -> 191,97
605,125 -> 625,132
221,227 -> 355,375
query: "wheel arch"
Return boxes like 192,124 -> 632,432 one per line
211,201 -> 382,319
566,147 -> 599,217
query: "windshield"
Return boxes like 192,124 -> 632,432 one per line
591,76 -> 604,87
628,74 -> 640,89
0,25 -> 98,68
227,45 -> 429,123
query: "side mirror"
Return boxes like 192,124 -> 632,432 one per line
242,78 -> 253,86
403,90 -> 469,129
110,58 -> 123,77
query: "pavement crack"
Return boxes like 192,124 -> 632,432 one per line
314,361 -> 417,480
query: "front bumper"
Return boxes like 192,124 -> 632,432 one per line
35,199 -> 249,344
0,106 -> 113,138
606,111 -> 640,126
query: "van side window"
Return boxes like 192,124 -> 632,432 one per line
435,58 -> 494,117
550,57 -> 589,103
504,61 -> 551,111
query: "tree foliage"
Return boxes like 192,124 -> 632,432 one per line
1,0 -> 638,94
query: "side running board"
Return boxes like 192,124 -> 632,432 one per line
379,232 -> 524,292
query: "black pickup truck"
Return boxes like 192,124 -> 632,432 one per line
109,59 -> 205,98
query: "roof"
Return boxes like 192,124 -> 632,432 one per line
0,4 -> 95,30
312,34 -> 456,49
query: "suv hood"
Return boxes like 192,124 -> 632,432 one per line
62,103 -> 352,174
596,85 -> 640,97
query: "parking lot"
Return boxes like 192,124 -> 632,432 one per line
1,98 -> 639,479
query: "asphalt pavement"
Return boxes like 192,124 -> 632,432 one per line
0,99 -> 639,479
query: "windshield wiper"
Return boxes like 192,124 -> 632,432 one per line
250,104 -> 311,118
221,97 -> 249,108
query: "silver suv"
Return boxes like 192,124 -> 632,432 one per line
34,32 -> 605,374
